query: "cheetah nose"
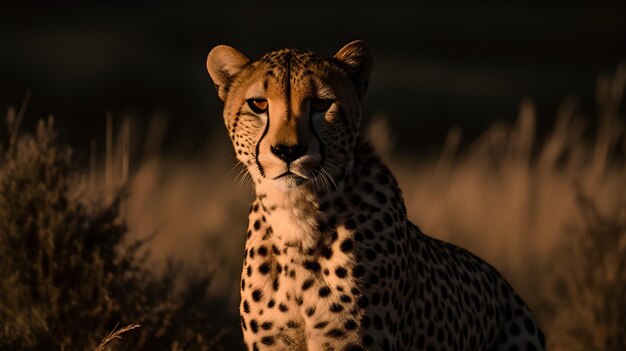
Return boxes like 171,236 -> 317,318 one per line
271,143 -> 307,163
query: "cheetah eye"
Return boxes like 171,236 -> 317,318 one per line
311,98 -> 333,112
247,99 -> 268,114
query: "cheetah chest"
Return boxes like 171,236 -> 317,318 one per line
241,202 -> 363,346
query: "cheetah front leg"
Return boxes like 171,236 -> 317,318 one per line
305,316 -> 364,351
243,327 -> 307,351
306,334 -> 363,351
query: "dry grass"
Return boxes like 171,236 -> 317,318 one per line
1,64 -> 624,349
94,323 -> 141,351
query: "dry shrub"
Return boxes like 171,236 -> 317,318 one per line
0,117 -> 228,350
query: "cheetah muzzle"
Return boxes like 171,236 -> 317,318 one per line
206,40 -> 546,351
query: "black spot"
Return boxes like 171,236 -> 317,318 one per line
361,316 -> 371,328
362,182 -> 374,193
382,337 -> 391,351
325,328 -> 344,338
259,262 -> 271,274
510,322 -> 520,336
261,322 -> 273,330
340,294 -> 352,303
384,213 -> 393,226
252,289 -> 262,302
267,299 -> 275,308
523,318 -> 536,334
302,278 -> 315,290
330,303 -> 344,313
375,191 -> 387,204
354,232 -> 364,242
287,320 -> 300,328
314,321 -> 329,329
329,230 -> 339,243
345,218 -> 357,230
319,286 -> 331,297
376,173 -> 389,185
253,220 -> 261,230
371,292 -> 381,305
319,201 -> 330,211
417,335 -> 425,348
333,198 -> 346,211
373,220 -> 383,232
258,246 -> 268,256
250,319 -> 258,333
344,319 -> 357,330
243,300 -> 250,313
373,315 -> 383,330
261,336 -> 275,345
352,265 -> 365,278
273,278 -> 280,290
335,266 -> 348,278
340,239 -> 353,252
306,307 -> 316,316
357,295 -> 369,308
320,246 -> 333,259
303,260 -> 321,272
279,303 -> 289,312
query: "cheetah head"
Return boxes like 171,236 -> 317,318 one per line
206,41 -> 373,192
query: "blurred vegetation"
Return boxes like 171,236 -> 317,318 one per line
547,194 -> 626,351
391,65 -> 626,351
541,66 -> 626,351
0,117 -> 229,350
0,65 -> 624,350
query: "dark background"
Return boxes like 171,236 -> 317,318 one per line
1,1 -> 625,157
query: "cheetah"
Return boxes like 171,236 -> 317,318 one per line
206,40 -> 546,351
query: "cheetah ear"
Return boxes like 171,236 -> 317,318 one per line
207,45 -> 250,101
334,40 -> 374,96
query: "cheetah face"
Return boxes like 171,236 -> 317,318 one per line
206,41 -> 373,191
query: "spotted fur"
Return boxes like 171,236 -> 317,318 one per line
206,41 -> 545,351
